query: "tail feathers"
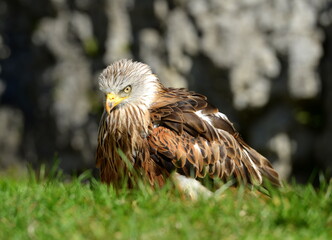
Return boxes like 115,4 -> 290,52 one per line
243,146 -> 281,187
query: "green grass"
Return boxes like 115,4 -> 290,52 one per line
0,172 -> 331,240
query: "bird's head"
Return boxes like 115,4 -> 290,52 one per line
99,59 -> 161,115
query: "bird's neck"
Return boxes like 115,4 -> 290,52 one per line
103,104 -> 151,159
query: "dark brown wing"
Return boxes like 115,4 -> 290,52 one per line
148,88 -> 281,186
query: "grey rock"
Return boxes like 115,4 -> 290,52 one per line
104,0 -> 132,63
34,12 -> 92,135
268,132 -> 293,181
0,107 -> 23,168
187,0 -> 280,109
139,28 -> 187,88
166,9 -> 198,74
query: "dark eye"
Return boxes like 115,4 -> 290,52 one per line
123,85 -> 131,93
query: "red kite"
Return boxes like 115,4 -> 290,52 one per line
96,59 -> 280,190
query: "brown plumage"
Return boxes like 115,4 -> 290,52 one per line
96,59 -> 281,190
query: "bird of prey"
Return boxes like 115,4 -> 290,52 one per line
96,59 -> 280,191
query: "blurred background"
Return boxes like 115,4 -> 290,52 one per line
0,0 -> 331,183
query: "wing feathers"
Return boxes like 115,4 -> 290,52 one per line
148,88 -> 281,187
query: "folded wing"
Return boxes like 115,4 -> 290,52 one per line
148,88 -> 280,186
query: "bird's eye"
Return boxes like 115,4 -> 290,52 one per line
123,85 -> 132,93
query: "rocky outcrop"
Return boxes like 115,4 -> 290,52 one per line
0,0 -> 331,182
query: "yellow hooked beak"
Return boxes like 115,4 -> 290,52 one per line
105,93 -> 128,115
